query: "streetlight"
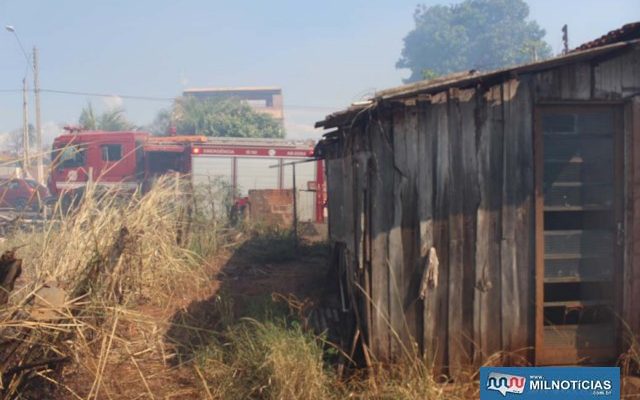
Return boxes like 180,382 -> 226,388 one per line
5,25 -> 30,65
5,25 -> 43,184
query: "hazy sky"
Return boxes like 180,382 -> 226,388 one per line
0,0 -> 638,143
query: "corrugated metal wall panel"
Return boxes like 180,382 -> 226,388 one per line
236,158 -> 279,196
192,157 -> 233,185
282,159 -> 316,189
282,159 -> 317,221
297,191 -> 315,222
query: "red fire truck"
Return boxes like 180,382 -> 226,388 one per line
48,129 -> 325,222
48,128 -> 205,194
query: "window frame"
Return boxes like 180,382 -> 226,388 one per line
101,144 -> 123,163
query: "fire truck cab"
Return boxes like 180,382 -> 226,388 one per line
48,129 -> 202,197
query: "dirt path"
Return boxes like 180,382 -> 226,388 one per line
60,236 -> 329,399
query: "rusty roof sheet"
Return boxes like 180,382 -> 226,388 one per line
574,22 -> 640,51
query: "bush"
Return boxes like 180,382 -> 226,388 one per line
195,317 -> 336,400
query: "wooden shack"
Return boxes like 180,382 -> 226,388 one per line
315,23 -> 640,371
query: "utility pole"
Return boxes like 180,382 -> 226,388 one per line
4,25 -> 33,176
22,78 -> 30,174
292,162 -> 298,251
562,24 -> 569,54
33,46 -> 43,184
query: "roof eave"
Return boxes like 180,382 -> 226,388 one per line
316,38 -> 639,129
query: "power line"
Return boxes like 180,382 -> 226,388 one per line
42,88 -> 173,102
0,87 -> 339,110
42,89 -> 338,109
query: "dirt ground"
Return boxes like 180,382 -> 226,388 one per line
58,234 -> 330,399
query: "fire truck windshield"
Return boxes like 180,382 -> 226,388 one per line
56,145 -> 86,169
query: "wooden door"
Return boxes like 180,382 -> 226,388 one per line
535,105 -> 623,365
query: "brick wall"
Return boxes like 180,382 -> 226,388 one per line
247,189 -> 293,227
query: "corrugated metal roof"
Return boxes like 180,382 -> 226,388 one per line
317,23 -> 640,129
183,86 -> 282,93
200,137 -> 316,148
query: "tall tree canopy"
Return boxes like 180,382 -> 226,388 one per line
79,102 -> 134,131
151,97 -> 284,138
397,0 -> 552,82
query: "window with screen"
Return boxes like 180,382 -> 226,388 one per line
535,106 -> 620,365
101,144 -> 122,162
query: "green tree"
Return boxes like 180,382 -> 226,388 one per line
397,0 -> 552,82
165,96 -> 284,138
146,109 -> 173,136
79,102 -> 134,131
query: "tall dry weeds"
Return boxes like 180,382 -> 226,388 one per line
0,178 -> 210,399
195,317 -> 335,400
0,177 -> 483,399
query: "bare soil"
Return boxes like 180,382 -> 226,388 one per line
59,237 -> 329,399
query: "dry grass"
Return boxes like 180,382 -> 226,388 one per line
621,320 -> 640,397
181,291 -> 478,400
3,176 -> 635,399
194,317 -> 335,400
0,178 -> 484,399
0,178 -> 213,399
7,180 -> 205,304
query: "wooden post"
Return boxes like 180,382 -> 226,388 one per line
22,77 -> 29,175
0,251 -> 21,306
292,163 -> 298,249
33,46 -> 44,184
174,171 -> 180,198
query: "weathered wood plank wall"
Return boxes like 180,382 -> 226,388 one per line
474,84 -> 504,363
629,97 -> 640,337
324,46 -> 640,368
